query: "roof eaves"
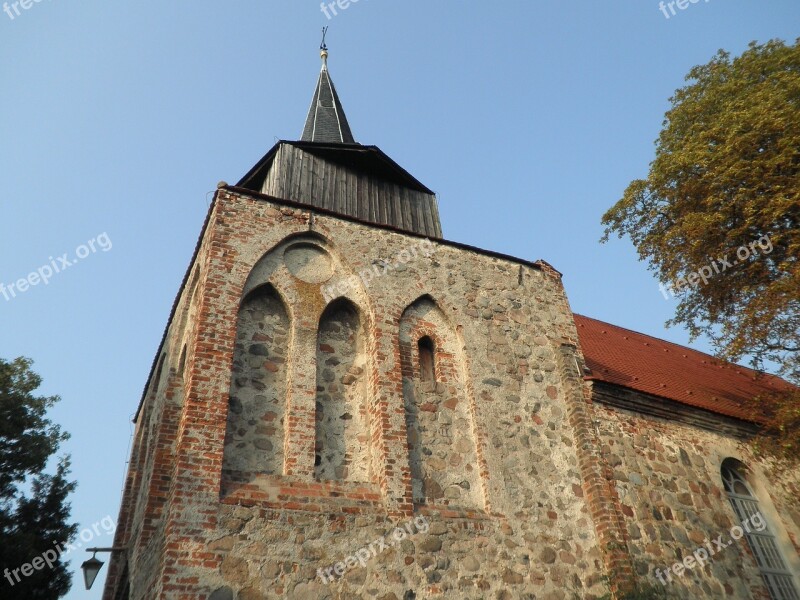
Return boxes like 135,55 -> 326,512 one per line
236,141 -> 282,189
586,377 -> 767,426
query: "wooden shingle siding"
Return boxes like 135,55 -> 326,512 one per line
259,144 -> 442,238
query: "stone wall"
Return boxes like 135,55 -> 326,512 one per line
105,264 -> 204,597
104,186 -> 610,600
400,297 -> 484,510
223,285 -> 290,476
314,299 -> 369,482
103,186 -> 800,600
588,384 -> 800,599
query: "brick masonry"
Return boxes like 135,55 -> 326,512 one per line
103,187 -> 800,600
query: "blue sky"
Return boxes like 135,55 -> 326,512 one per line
1,1 -> 798,597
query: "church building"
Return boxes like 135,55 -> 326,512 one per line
102,44 -> 800,600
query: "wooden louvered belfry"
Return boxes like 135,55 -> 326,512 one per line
236,43 -> 442,239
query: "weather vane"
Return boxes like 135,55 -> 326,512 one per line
320,26 -> 328,52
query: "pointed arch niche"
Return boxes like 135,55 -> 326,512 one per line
222,284 -> 290,476
399,296 -> 484,510
314,298 -> 370,482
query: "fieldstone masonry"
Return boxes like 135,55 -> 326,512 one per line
314,300 -> 369,482
103,186 -> 800,600
588,392 -> 800,599
224,285 -> 290,476
400,298 -> 484,510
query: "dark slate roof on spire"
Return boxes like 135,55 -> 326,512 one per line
301,51 -> 356,144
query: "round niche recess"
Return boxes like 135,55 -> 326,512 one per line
284,243 -> 333,284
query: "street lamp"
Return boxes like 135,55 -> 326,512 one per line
81,547 -> 126,590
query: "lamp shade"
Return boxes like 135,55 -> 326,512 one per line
81,555 -> 104,590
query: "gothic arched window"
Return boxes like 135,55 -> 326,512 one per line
721,462 -> 800,600
418,336 -> 436,383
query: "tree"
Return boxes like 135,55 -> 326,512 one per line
601,39 -> 800,464
0,357 -> 76,599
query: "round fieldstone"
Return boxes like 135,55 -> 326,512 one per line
502,569 -> 524,584
428,457 -> 447,471
238,588 -> 267,600
248,344 -> 269,356
220,555 -> 248,583
444,486 -> 461,499
292,582 -> 332,600
419,536 -> 443,552
463,555 -> 480,572
540,547 -> 557,564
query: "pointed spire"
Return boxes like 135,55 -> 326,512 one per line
301,29 -> 356,144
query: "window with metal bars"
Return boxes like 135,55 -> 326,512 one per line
721,463 -> 800,600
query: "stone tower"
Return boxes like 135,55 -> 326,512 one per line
103,45 -> 800,600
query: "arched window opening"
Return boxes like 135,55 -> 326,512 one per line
178,344 -> 187,376
418,336 -> 435,383
152,354 -> 166,396
721,462 -> 799,600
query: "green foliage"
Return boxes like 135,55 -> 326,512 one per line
602,39 -> 800,464
751,388 -> 800,466
0,357 -> 77,599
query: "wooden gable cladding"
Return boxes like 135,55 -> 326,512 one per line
256,142 -> 442,238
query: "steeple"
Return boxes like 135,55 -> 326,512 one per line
237,29 -> 442,238
301,30 -> 356,144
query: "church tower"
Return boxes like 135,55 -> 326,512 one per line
102,42 -> 609,599
104,39 -> 800,600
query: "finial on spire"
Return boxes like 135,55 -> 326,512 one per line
301,26 -> 355,143
320,26 -> 329,69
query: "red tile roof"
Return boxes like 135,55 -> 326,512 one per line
574,314 -> 795,424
